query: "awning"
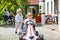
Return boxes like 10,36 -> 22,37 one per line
28,0 -> 39,5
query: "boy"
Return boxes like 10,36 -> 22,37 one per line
24,12 -> 35,31
15,8 -> 23,34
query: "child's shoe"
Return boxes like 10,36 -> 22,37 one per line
15,31 -> 17,34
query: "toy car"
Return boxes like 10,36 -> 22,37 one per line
19,20 -> 44,40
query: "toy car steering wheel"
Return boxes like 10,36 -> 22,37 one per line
26,20 -> 33,25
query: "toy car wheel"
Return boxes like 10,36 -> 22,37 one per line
39,34 -> 44,40
36,31 -> 38,36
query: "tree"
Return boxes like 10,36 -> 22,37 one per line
0,0 -> 17,12
17,0 -> 29,18
0,0 -> 29,20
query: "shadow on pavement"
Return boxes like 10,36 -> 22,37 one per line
0,24 -> 15,28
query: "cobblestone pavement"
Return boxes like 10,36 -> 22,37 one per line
0,24 -> 60,40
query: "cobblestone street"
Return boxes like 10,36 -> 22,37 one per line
0,24 -> 60,40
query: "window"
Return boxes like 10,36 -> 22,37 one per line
47,2 -> 49,14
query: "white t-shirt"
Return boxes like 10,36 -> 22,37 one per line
24,18 -> 35,24
15,14 -> 23,23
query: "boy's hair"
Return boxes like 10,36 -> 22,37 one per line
26,12 -> 33,18
16,8 -> 22,13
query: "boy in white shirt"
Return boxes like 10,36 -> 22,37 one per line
15,8 -> 23,34
24,12 -> 35,31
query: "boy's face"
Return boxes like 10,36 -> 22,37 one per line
27,15 -> 33,19
17,11 -> 22,15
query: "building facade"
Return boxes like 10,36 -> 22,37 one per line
39,0 -> 60,30
28,0 -> 39,16
28,0 -> 60,30
28,0 -> 58,16
39,0 -> 58,17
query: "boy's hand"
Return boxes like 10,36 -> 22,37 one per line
18,22 -> 20,23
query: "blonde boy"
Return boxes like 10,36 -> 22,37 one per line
15,8 -> 23,33
24,12 -> 35,30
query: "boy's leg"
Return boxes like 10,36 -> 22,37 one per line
15,27 -> 18,33
19,24 -> 23,33
15,23 -> 19,34
33,25 -> 35,30
15,27 -> 18,31
19,26 -> 22,35
21,23 -> 24,32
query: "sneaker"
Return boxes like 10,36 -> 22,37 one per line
15,31 -> 17,34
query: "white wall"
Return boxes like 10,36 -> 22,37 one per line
52,0 -> 54,16
58,0 -> 60,30
45,0 -> 54,16
39,2 -> 45,13
58,0 -> 60,12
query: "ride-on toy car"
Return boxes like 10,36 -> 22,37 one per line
19,20 -> 44,40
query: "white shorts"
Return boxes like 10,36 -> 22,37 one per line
15,22 -> 22,29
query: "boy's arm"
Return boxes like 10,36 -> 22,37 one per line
22,15 -> 24,23
32,19 -> 36,24
24,19 -> 26,24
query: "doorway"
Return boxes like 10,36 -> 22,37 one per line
27,5 -> 39,17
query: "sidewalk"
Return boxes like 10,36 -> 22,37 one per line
43,24 -> 58,31
0,24 -> 60,40
36,24 -> 60,40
